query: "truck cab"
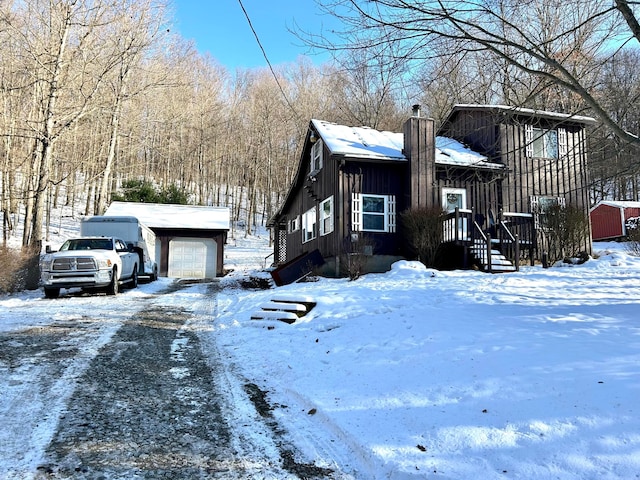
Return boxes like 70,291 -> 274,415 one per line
40,236 -> 139,298
80,216 -> 158,280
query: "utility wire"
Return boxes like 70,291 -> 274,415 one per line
236,0 -> 301,122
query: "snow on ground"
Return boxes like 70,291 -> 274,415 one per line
213,240 -> 640,479
2,210 -> 640,478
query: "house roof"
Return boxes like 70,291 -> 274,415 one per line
311,119 -> 501,169
448,104 -> 597,125
105,202 -> 230,230
312,119 -> 406,161
435,137 -> 503,170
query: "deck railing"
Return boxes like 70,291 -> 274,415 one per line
442,208 -> 536,267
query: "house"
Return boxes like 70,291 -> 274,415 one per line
268,104 -> 596,282
104,201 -> 229,278
590,200 -> 640,240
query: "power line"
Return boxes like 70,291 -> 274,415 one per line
236,0 -> 300,122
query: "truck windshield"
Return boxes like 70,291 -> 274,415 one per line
61,239 -> 113,251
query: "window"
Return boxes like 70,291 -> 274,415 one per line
525,125 -> 566,159
531,195 -> 566,229
288,215 -> 300,234
320,196 -> 334,236
352,194 -> 396,232
310,139 -> 323,175
441,188 -> 467,213
302,207 -> 317,243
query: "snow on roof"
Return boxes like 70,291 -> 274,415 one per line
435,137 -> 503,170
105,202 -> 230,230
593,200 -> 640,210
452,104 -> 597,124
311,119 -> 406,161
311,119 -> 502,169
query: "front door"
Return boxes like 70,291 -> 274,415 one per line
442,187 -> 467,212
441,188 -> 468,241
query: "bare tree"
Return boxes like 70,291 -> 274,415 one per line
324,48 -> 406,130
2,0 -> 170,249
94,0 -> 170,215
312,0 -> 640,144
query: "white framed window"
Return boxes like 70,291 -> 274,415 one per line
302,207 -> 317,243
320,196 -> 334,236
310,139 -> 323,175
530,195 -> 566,229
288,215 -> 300,233
558,128 -> 567,157
525,125 -> 564,159
352,193 -> 396,232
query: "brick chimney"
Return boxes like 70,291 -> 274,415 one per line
403,105 -> 436,209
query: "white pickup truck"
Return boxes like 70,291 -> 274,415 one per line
40,236 -> 139,298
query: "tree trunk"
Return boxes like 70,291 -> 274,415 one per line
28,3 -> 72,249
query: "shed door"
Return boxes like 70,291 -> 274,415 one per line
168,238 -> 217,278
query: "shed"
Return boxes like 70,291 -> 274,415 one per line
590,201 -> 640,240
104,201 -> 230,278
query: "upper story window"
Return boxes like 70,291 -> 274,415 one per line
320,196 -> 334,236
525,125 -> 567,159
352,193 -> 396,233
310,139 -> 323,175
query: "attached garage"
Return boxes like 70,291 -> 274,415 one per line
168,238 -> 217,278
105,202 -> 230,279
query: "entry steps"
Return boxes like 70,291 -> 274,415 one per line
251,294 -> 316,324
469,241 -> 517,273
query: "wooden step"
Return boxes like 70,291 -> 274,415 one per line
251,295 -> 317,324
470,245 -> 516,273
250,310 -> 298,324
260,301 -> 308,316
271,294 -> 315,304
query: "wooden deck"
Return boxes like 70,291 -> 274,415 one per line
442,208 -> 535,272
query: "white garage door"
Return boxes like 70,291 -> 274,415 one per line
168,238 -> 217,278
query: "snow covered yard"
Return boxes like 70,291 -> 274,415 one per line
1,231 -> 639,479
213,240 -> 640,479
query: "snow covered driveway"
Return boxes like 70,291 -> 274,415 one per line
3,239 -> 640,479
0,280 -> 337,480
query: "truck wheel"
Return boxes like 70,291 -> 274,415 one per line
129,266 -> 138,289
44,287 -> 60,299
106,268 -> 119,295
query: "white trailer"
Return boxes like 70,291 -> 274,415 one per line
81,216 -> 158,280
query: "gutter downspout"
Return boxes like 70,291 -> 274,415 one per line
337,157 -> 345,276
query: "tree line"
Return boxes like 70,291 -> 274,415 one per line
2,0 -> 640,253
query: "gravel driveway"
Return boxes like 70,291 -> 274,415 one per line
1,282 -> 336,480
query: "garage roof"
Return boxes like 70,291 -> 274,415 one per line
105,202 -> 230,230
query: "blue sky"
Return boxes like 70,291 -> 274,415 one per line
171,0 -> 336,69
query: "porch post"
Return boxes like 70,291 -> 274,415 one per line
486,234 -> 492,273
514,233 -> 520,272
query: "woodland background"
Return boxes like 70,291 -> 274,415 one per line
2,0 -> 640,252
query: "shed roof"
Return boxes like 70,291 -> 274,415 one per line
105,202 -> 230,230
590,200 -> 640,212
